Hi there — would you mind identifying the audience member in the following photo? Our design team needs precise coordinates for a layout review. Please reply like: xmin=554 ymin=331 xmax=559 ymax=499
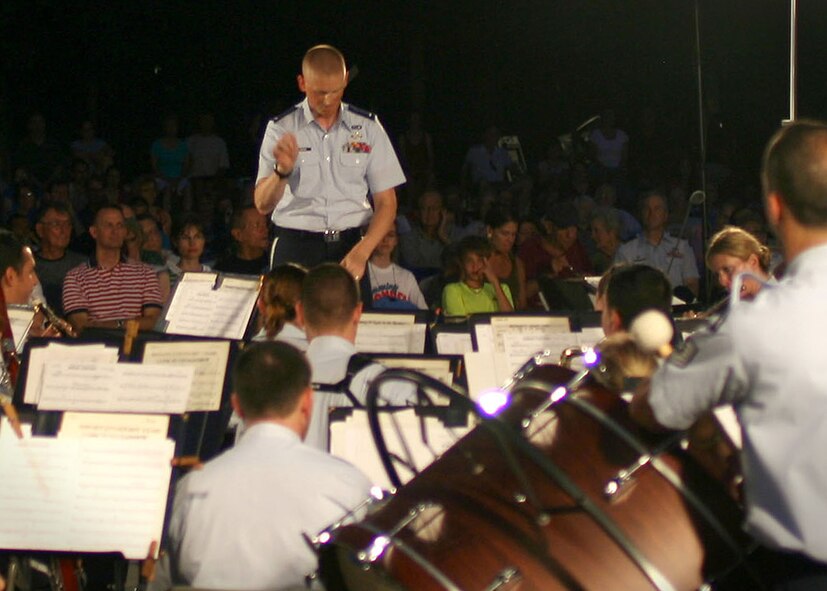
xmin=398 ymin=189 xmax=457 ymax=277
xmin=594 ymin=182 xmax=641 ymax=240
xmin=589 ymin=108 xmax=629 ymax=177
xmin=442 ymin=235 xmax=514 ymax=317
xmin=70 ymin=120 xmax=114 ymax=175
xmin=33 ymin=203 xmax=86 ymax=314
xmin=62 ymin=205 xmax=162 ymax=333
xmin=614 ymin=190 xmax=699 ymax=299
xmin=213 ymin=206 xmax=269 ymax=276
xmin=187 ymin=111 xmax=230 ymax=179
xmin=14 ymin=112 xmax=66 ymax=188
xmin=461 ymin=125 xmax=512 ymax=193
xmin=485 ymin=206 xmax=526 ymax=309
xmin=151 ymin=114 xmax=191 ymax=211
xmin=165 ymin=215 xmax=211 ymax=288
xmin=367 ymin=223 xmax=427 ymax=310
xmin=398 ymin=112 xmax=435 ymax=203
xmin=589 ymin=207 xmax=623 ymax=275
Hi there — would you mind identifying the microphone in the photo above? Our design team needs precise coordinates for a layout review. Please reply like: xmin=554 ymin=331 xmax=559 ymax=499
xmin=665 ymin=190 xmax=705 ymax=277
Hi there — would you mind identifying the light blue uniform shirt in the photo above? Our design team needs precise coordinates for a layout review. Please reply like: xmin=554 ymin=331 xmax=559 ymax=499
xmin=152 ymin=422 xmax=371 ymax=590
xmin=649 ymin=242 xmax=827 ymax=562
xmin=614 ymin=232 xmax=699 ymax=289
xmin=257 ymin=99 xmax=406 ymax=232
xmin=305 ymin=335 xmax=415 ymax=451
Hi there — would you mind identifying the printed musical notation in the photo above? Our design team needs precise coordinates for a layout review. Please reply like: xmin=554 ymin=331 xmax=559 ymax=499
xmin=0 ymin=424 xmax=174 ymax=560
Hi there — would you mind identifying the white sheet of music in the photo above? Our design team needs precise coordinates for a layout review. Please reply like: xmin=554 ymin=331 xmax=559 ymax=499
xmin=578 ymin=327 xmax=605 ymax=348
xmin=435 ymin=331 xmax=474 ymax=354
xmin=165 ymin=273 xmax=259 ymax=339
xmin=490 ymin=316 xmax=571 ymax=384
xmin=24 ymin=343 xmax=120 ymax=405
xmin=463 ymin=351 xmax=499 ymax=400
xmin=0 ymin=427 xmax=174 ymax=560
xmin=355 ymin=313 xmax=426 ymax=354
xmin=59 ymin=412 xmax=170 ymax=440
xmin=330 ymin=409 xmax=472 ymax=489
xmin=7 ymin=306 xmax=35 ymax=351
xmin=37 ymin=362 xmax=193 ymax=414
xmin=142 ymin=340 xmax=230 ymax=412
xmin=374 ymin=357 xmax=455 ymax=405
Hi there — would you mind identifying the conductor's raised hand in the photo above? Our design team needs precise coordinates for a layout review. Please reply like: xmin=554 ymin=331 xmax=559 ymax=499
xmin=274 ymin=133 xmax=299 ymax=175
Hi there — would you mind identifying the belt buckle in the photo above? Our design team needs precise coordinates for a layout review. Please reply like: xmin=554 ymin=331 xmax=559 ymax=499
xmin=323 ymin=229 xmax=341 ymax=243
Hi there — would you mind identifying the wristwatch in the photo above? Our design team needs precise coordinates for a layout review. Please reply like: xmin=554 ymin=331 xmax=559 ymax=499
xmin=273 ymin=163 xmax=292 ymax=180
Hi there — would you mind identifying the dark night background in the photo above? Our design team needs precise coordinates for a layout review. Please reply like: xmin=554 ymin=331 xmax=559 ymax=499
xmin=1 ymin=1 xmax=825 ymax=191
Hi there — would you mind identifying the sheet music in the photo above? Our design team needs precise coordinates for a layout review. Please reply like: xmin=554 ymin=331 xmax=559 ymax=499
xmin=355 ymin=313 xmax=426 ymax=353
xmin=165 ymin=273 xmax=259 ymax=339
xmin=578 ymin=327 xmax=605 ymax=349
xmin=473 ymin=323 xmax=495 ymax=354
xmin=59 ymin=413 xmax=170 ymax=440
xmin=0 ymin=432 xmax=174 ymax=559
xmin=24 ymin=344 xmax=120 ymax=405
xmin=330 ymin=409 xmax=472 ymax=489
xmin=435 ymin=331 xmax=473 ymax=354
xmin=142 ymin=341 xmax=230 ymax=411
xmin=37 ymin=363 xmax=193 ymax=414
xmin=490 ymin=316 xmax=571 ymax=384
xmin=7 ymin=306 xmax=35 ymax=351
xmin=375 ymin=357 xmax=455 ymax=405
xmin=463 ymin=351 xmax=499 ymax=400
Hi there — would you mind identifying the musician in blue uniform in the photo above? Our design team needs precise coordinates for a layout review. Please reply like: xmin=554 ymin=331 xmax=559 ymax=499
xmin=633 ymin=120 xmax=827 ymax=588
xmin=254 ymin=44 xmax=406 ymax=283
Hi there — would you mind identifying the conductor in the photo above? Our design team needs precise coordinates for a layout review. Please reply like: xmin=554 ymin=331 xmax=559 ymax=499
xmin=254 ymin=44 xmax=406 ymax=281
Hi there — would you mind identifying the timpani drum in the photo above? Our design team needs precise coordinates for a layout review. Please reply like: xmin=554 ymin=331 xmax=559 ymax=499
xmin=318 ymin=364 xmax=761 ymax=590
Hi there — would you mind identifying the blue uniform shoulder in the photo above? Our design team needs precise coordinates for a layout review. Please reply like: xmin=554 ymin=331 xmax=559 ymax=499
xmin=346 ymin=104 xmax=377 ymax=121
xmin=270 ymin=105 xmax=299 ymax=123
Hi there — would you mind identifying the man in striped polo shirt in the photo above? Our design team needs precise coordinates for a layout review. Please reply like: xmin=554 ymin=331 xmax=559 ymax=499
xmin=63 ymin=205 xmax=162 ymax=334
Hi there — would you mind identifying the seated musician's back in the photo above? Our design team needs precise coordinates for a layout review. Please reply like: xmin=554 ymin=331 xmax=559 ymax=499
xmin=152 ymin=341 xmax=371 ymax=590
xmin=297 ymin=263 xmax=414 ymax=451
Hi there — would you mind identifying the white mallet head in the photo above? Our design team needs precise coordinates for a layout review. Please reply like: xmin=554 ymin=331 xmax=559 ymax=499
xmin=629 ymin=309 xmax=674 ymax=356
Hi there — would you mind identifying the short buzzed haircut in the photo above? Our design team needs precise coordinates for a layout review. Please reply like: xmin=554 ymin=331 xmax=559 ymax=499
xmin=301 ymin=263 xmax=360 ymax=331
xmin=93 ymin=204 xmax=125 ymax=225
xmin=232 ymin=341 xmax=311 ymax=419
xmin=762 ymin=119 xmax=827 ymax=227
xmin=606 ymin=264 xmax=672 ymax=329
xmin=230 ymin=206 xmax=255 ymax=231
xmin=302 ymin=44 xmax=347 ymax=77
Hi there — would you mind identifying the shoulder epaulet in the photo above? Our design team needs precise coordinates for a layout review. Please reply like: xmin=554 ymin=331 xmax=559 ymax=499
xmin=346 ymin=105 xmax=377 ymax=121
xmin=270 ymin=104 xmax=299 ymax=123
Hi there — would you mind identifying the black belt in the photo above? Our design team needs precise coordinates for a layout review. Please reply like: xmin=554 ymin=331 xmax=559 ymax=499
xmin=276 ymin=226 xmax=364 ymax=243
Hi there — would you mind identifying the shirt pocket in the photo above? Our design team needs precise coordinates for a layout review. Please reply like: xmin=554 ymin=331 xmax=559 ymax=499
xmin=294 ymin=151 xmax=321 ymax=196
xmin=338 ymin=151 xmax=368 ymax=184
